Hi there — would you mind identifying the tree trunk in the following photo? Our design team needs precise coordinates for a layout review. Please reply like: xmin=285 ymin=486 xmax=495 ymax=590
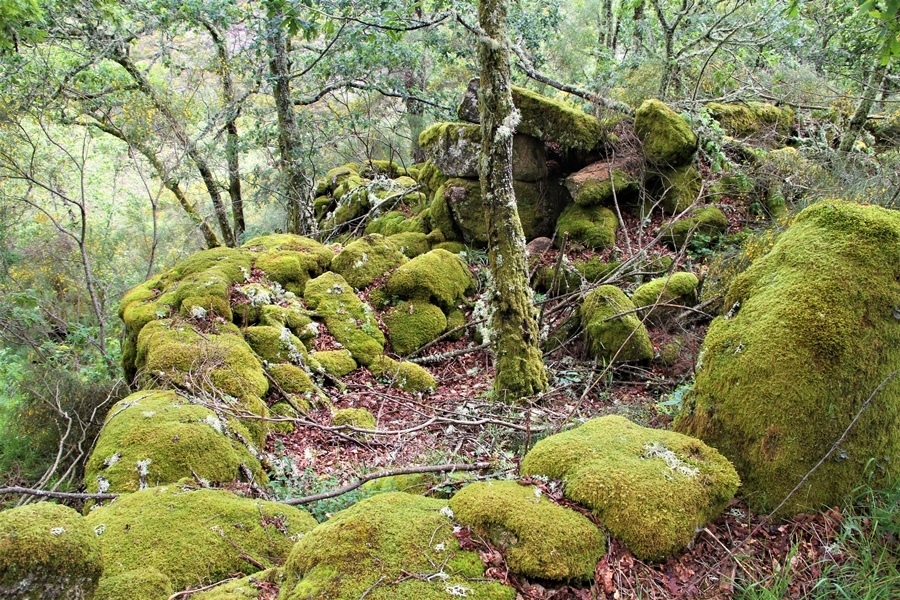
xmin=477 ymin=0 xmax=549 ymax=401
xmin=266 ymin=5 xmax=318 ymax=237
xmin=839 ymin=54 xmax=891 ymax=153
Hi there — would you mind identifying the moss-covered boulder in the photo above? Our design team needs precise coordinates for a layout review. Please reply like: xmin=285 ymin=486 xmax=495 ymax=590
xmin=304 ymin=272 xmax=385 ymax=366
xmin=450 ymin=481 xmax=605 ymax=581
xmin=385 ymin=249 xmax=474 ymax=312
xmin=330 ymin=234 xmax=409 ymax=289
xmin=366 ymin=212 xmax=429 ymax=237
xmin=369 ymin=356 xmax=437 ymax=393
xmin=634 ymin=99 xmax=698 ymax=168
xmin=631 ymin=272 xmax=700 ymax=326
xmin=243 ymin=325 xmax=309 ymax=366
xmin=191 ymin=568 xmax=282 ymax=599
xmin=706 ymin=102 xmax=794 ymax=138
xmin=279 ymin=492 xmax=515 ymax=600
xmin=84 ymin=390 xmax=265 ymax=494
xmin=581 ymin=285 xmax=653 ymax=362
xmin=85 ymin=487 xmax=317 ymax=590
xmin=385 ymin=231 xmax=434 ymax=258
xmin=311 ymin=349 xmax=357 ymax=377
xmin=243 ymin=235 xmax=334 ymax=296
xmin=268 ymin=363 xmax=316 ymax=395
xmin=457 ymin=78 xmax=609 ymax=153
xmin=419 ymin=122 xmax=547 ymax=182
xmin=565 ymin=158 xmax=639 ymax=207
xmin=135 ymin=320 xmax=268 ymax=400
xmin=94 ymin=568 xmax=173 ymax=600
xmin=675 ymin=201 xmax=900 ymax=515
xmin=521 ymin=416 xmax=740 ymax=561
xmin=0 ymin=502 xmax=103 ymax=599
xmin=384 ymin=301 xmax=447 ymax=356
xmin=556 ymin=204 xmax=618 ymax=250
xmin=662 ymin=206 xmax=729 ymax=249
xmin=332 ymin=408 xmax=376 ymax=430
xmin=651 ymin=165 xmax=703 ymax=214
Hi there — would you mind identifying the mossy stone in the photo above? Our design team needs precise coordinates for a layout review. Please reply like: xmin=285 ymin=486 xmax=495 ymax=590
xmin=706 ymin=102 xmax=794 ymax=138
xmin=662 ymin=207 xmax=729 ymax=249
xmin=268 ymin=363 xmax=315 ymax=395
xmin=385 ymin=231 xmax=431 ymax=258
xmin=85 ymin=487 xmax=317 ymax=590
xmin=445 ymin=308 xmax=468 ymax=341
xmin=565 ymin=159 xmax=638 ymax=207
xmin=521 ymin=415 xmax=740 ymax=561
xmin=190 ymin=568 xmax=282 ymax=599
xmin=332 ymin=408 xmax=376 ymax=430
xmin=84 ymin=390 xmax=265 ymax=494
xmin=385 ymin=249 xmax=474 ymax=312
xmin=652 ymin=165 xmax=703 ymax=214
xmin=634 ymin=99 xmax=698 ymax=168
xmin=0 ymin=502 xmax=103 ymax=599
xmin=259 ymin=305 xmax=313 ymax=339
xmin=366 ymin=212 xmax=428 ymax=237
xmin=369 ymin=356 xmax=437 ymax=393
xmin=94 ymin=568 xmax=173 ymax=600
xmin=360 ymin=159 xmax=407 ymax=179
xmin=450 ymin=481 xmax=605 ymax=581
xmin=243 ymin=325 xmax=308 ymax=365
xmin=311 ymin=350 xmax=357 ymax=377
xmin=304 ymin=272 xmax=384 ymax=366
xmin=384 ymin=301 xmax=447 ymax=356
xmin=418 ymin=122 xmax=482 ymax=178
xmin=555 ymin=204 xmax=618 ymax=249
xmin=279 ymin=492 xmax=515 ymax=600
xmin=243 ymin=235 xmax=334 ymax=295
xmin=581 ymin=285 xmax=653 ymax=362
xmin=331 ymin=234 xmax=409 ymax=289
xmin=161 ymin=247 xmax=252 ymax=286
xmin=631 ymin=272 xmax=699 ymax=326
xmin=675 ymin=201 xmax=900 ymax=515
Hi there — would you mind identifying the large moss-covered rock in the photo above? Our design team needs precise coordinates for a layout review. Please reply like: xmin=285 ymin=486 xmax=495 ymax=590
xmin=555 ymin=204 xmax=618 ymax=250
xmin=279 ymin=493 xmax=515 ymax=600
xmin=675 ymin=201 xmax=900 ymax=515
xmin=706 ymin=102 xmax=794 ymax=138
xmin=450 ymin=481 xmax=604 ymax=582
xmin=634 ymin=99 xmax=698 ymax=168
xmin=94 ymin=568 xmax=173 ymax=600
xmin=419 ymin=123 xmax=547 ymax=182
xmin=0 ymin=502 xmax=103 ymax=600
xmin=457 ymin=78 xmax=609 ymax=153
xmin=304 ymin=272 xmax=384 ymax=366
xmin=330 ymin=234 xmax=409 ymax=289
xmin=384 ymin=300 xmax=447 ymax=356
xmin=191 ymin=568 xmax=282 ymax=599
xmin=581 ymin=285 xmax=653 ymax=362
xmin=311 ymin=349 xmax=357 ymax=377
xmin=385 ymin=249 xmax=474 ymax=312
xmin=135 ymin=320 xmax=268 ymax=400
xmin=243 ymin=235 xmax=334 ymax=296
xmin=631 ymin=272 xmax=699 ymax=326
xmin=84 ymin=390 xmax=265 ymax=494
xmin=661 ymin=206 xmax=729 ymax=249
xmin=85 ymin=487 xmax=317 ymax=590
xmin=651 ymin=165 xmax=703 ymax=214
xmin=365 ymin=212 xmax=429 ymax=237
xmin=521 ymin=416 xmax=740 ymax=561
xmin=369 ymin=356 xmax=437 ymax=393
xmin=243 ymin=325 xmax=309 ymax=365
xmin=332 ymin=408 xmax=376 ymax=430
xmin=565 ymin=158 xmax=639 ymax=207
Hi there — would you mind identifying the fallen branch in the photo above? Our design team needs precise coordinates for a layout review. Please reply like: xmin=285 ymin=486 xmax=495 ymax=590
xmin=0 ymin=487 xmax=118 ymax=502
xmin=281 ymin=462 xmax=492 ymax=506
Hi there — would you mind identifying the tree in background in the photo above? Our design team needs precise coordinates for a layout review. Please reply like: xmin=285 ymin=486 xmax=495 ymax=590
xmin=477 ymin=0 xmax=549 ymax=401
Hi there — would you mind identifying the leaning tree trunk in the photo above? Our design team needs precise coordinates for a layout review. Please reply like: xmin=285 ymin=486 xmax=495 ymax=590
xmin=478 ymin=0 xmax=549 ymax=401
xmin=839 ymin=52 xmax=891 ymax=153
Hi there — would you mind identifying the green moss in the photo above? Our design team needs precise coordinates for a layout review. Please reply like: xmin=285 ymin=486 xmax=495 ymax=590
xmin=162 ymin=247 xmax=252 ymax=286
xmin=662 ymin=206 xmax=729 ymax=249
xmin=634 ymin=99 xmax=698 ymax=167
xmin=259 ymin=305 xmax=313 ymax=338
xmin=95 ymin=568 xmax=173 ymax=600
xmin=706 ymin=102 xmax=794 ymax=138
xmin=0 ymin=502 xmax=103 ymax=599
xmin=521 ymin=415 xmax=740 ymax=561
xmin=581 ymin=285 xmax=653 ymax=362
xmin=432 ymin=241 xmax=467 ymax=254
xmin=119 ymin=279 xmax=161 ymax=320
xmin=243 ymin=325 xmax=309 ymax=366
xmin=304 ymin=272 xmax=384 ymax=366
xmin=450 ymin=481 xmax=604 ymax=581
xmin=189 ymin=568 xmax=282 ymax=599
xmin=384 ymin=301 xmax=447 ymax=356
xmin=573 ymin=170 xmax=635 ymax=207
xmin=330 ymin=234 xmax=409 ymax=289
xmin=386 ymin=231 xmax=431 ymax=258
xmin=445 ymin=308 xmax=468 ymax=341
xmin=135 ymin=320 xmax=268 ymax=400
xmin=385 ymin=249 xmax=475 ymax=312
xmin=574 ymin=257 xmax=619 ymax=283
xmin=85 ymin=487 xmax=316 ymax=590
xmin=434 ymin=178 xmax=483 ymax=245
xmin=418 ymin=123 xmax=482 ymax=178
xmin=268 ymin=363 xmax=315 ymax=395
xmin=369 ymin=356 xmax=437 ymax=393
xmin=279 ymin=493 xmax=515 ymax=600
xmin=653 ymin=165 xmax=703 ymax=214
xmin=311 ymin=349 xmax=357 ymax=377
xmin=675 ymin=201 xmax=900 ymax=515
xmin=511 ymin=86 xmax=609 ymax=152
xmin=366 ymin=212 xmax=428 ymax=238
xmin=243 ymin=235 xmax=334 ymax=295
xmin=555 ymin=204 xmax=618 ymax=249
xmin=631 ymin=272 xmax=699 ymax=325
xmin=657 ymin=337 xmax=685 ymax=367
xmin=416 ymin=161 xmax=449 ymax=201
xmin=84 ymin=390 xmax=265 ymax=494
xmin=360 ymin=160 xmax=407 ymax=179
xmin=333 ymin=408 xmax=376 ymax=430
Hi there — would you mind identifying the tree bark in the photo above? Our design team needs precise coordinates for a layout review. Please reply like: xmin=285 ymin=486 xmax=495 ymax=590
xmin=266 ymin=4 xmax=318 ymax=237
xmin=839 ymin=53 xmax=891 ymax=153
xmin=477 ymin=0 xmax=548 ymax=401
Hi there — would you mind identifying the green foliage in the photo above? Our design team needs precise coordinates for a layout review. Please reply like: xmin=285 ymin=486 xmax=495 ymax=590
xmin=267 ymin=455 xmax=375 ymax=522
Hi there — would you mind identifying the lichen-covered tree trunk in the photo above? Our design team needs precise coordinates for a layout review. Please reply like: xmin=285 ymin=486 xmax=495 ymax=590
xmin=478 ymin=0 xmax=549 ymax=401
xmin=839 ymin=51 xmax=891 ymax=153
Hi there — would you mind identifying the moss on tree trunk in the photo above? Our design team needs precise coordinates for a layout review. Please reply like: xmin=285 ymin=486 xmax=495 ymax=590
xmin=478 ymin=0 xmax=548 ymax=401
